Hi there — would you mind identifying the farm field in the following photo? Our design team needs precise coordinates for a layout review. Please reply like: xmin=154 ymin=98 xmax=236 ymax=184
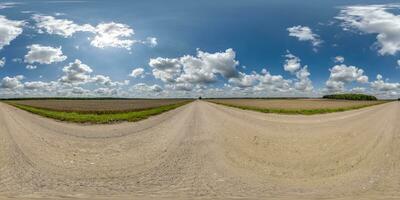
xmin=208 ymin=98 xmax=387 ymax=114
xmin=6 ymin=99 xmax=190 ymax=113
xmin=4 ymin=99 xmax=191 ymax=123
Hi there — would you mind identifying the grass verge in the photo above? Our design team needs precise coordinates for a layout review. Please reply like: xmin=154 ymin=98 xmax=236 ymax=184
xmin=209 ymin=101 xmax=388 ymax=115
xmin=7 ymin=101 xmax=190 ymax=124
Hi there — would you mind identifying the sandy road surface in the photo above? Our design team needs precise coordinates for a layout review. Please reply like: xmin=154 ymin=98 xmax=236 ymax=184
xmin=0 ymin=100 xmax=399 ymax=199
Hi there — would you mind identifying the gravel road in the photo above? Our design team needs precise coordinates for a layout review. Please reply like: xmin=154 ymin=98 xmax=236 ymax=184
xmin=0 ymin=100 xmax=399 ymax=199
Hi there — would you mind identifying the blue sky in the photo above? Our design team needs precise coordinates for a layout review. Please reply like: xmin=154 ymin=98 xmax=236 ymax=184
xmin=0 ymin=0 xmax=399 ymax=98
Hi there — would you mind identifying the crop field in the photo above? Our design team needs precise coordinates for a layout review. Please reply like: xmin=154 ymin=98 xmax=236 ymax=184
xmin=4 ymin=99 xmax=191 ymax=123
xmin=208 ymin=98 xmax=387 ymax=114
xmin=6 ymin=99 xmax=190 ymax=114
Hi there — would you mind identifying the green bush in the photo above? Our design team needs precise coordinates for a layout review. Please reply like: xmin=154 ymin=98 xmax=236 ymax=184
xmin=323 ymin=94 xmax=377 ymax=101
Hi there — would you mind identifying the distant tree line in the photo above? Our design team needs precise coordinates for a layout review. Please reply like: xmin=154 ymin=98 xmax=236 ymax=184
xmin=323 ymin=94 xmax=377 ymax=101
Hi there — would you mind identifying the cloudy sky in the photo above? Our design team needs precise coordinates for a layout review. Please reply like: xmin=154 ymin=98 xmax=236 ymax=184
xmin=0 ymin=0 xmax=400 ymax=98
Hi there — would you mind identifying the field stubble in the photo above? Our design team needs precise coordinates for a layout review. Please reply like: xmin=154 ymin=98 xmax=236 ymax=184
xmin=6 ymin=99 xmax=189 ymax=114
xmin=208 ymin=98 xmax=388 ymax=114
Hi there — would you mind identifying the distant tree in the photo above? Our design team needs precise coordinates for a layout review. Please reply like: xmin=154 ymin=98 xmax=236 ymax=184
xmin=323 ymin=93 xmax=377 ymax=101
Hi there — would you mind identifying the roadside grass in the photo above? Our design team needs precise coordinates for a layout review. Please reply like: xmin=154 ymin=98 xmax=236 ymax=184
xmin=6 ymin=101 xmax=190 ymax=124
xmin=210 ymin=101 xmax=388 ymax=115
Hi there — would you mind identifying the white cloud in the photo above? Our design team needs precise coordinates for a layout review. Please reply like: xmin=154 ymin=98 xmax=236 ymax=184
xmin=0 ymin=57 xmax=5 ymax=68
xmin=294 ymin=66 xmax=313 ymax=92
xmin=26 ymin=65 xmax=37 ymax=70
xmin=132 ymin=83 xmax=163 ymax=93
xmin=143 ymin=37 xmax=157 ymax=47
xmin=0 ymin=75 xmax=23 ymax=89
xmin=33 ymin=15 xmax=155 ymax=51
xmin=32 ymin=14 xmax=94 ymax=37
xmin=334 ymin=56 xmax=345 ymax=63
xmin=58 ymin=59 xmax=129 ymax=88
xmin=283 ymin=52 xmax=301 ymax=73
xmin=336 ymin=4 xmax=400 ymax=55
xmin=94 ymin=87 xmax=118 ymax=96
xmin=325 ymin=64 xmax=369 ymax=92
xmin=71 ymin=86 xmax=89 ymax=94
xmin=0 ymin=15 xmax=24 ymax=50
xmin=59 ymin=59 xmax=93 ymax=84
xmin=129 ymin=67 xmax=144 ymax=78
xmin=24 ymin=44 xmax=67 ymax=64
xmin=229 ymin=64 xmax=313 ymax=94
xmin=24 ymin=81 xmax=57 ymax=91
xmin=350 ymin=87 xmax=366 ymax=93
xmin=228 ymin=72 xmax=259 ymax=88
xmin=0 ymin=2 xmax=20 ymax=9
xmin=370 ymin=74 xmax=400 ymax=92
xmin=287 ymin=25 xmax=322 ymax=47
xmin=149 ymin=57 xmax=182 ymax=83
xmin=149 ymin=48 xmax=239 ymax=90
xmin=91 ymin=75 xmax=128 ymax=87
xmin=12 ymin=57 xmax=22 ymax=63
xmin=91 ymin=22 xmax=135 ymax=50
xmin=253 ymin=70 xmax=293 ymax=93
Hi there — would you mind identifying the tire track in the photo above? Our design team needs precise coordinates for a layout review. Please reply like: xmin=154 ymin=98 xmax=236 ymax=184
xmin=0 ymin=101 xmax=399 ymax=199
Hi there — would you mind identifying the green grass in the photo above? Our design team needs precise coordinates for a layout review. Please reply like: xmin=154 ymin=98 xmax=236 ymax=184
xmin=210 ymin=101 xmax=388 ymax=115
xmin=7 ymin=101 xmax=190 ymax=124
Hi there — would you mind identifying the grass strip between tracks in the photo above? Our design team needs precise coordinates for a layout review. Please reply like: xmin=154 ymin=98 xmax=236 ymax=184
xmin=210 ymin=101 xmax=388 ymax=115
xmin=7 ymin=101 xmax=191 ymax=124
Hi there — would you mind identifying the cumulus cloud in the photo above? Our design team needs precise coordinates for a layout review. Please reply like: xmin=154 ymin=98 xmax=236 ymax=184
xmin=91 ymin=75 xmax=128 ymax=87
xmin=33 ymin=15 xmax=155 ymax=50
xmin=149 ymin=57 xmax=182 ymax=83
xmin=229 ymin=64 xmax=313 ymax=94
xmin=0 ymin=57 xmax=5 ymax=68
xmin=336 ymin=4 xmax=400 ymax=55
xmin=94 ymin=87 xmax=118 ymax=96
xmin=287 ymin=25 xmax=322 ymax=48
xmin=294 ymin=66 xmax=313 ymax=92
xmin=282 ymin=52 xmax=313 ymax=92
xmin=149 ymin=48 xmax=314 ymax=95
xmin=129 ymin=67 xmax=144 ymax=78
xmin=24 ymin=44 xmax=67 ymax=64
xmin=283 ymin=52 xmax=301 ymax=73
xmin=71 ymin=86 xmax=90 ymax=94
xmin=0 ymin=15 xmax=24 ymax=50
xmin=0 ymin=75 xmax=23 ymax=89
xmin=32 ymin=14 xmax=94 ymax=37
xmin=91 ymin=22 xmax=135 ymax=50
xmin=228 ymin=72 xmax=259 ymax=88
xmin=59 ymin=59 xmax=129 ymax=88
xmin=59 ymin=59 xmax=93 ymax=84
xmin=370 ymin=74 xmax=400 ymax=92
xmin=325 ymin=64 xmax=369 ymax=92
xmin=132 ymin=83 xmax=163 ymax=93
xmin=334 ymin=56 xmax=345 ymax=63
xmin=24 ymin=81 xmax=57 ymax=91
xmin=350 ymin=87 xmax=366 ymax=93
xmin=149 ymin=48 xmax=239 ymax=91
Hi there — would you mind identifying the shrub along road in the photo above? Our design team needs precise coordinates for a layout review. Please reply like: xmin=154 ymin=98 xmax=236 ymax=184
xmin=0 ymin=100 xmax=399 ymax=199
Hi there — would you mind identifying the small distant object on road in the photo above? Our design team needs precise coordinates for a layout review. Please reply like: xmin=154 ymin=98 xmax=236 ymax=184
xmin=198 ymin=96 xmax=202 ymax=100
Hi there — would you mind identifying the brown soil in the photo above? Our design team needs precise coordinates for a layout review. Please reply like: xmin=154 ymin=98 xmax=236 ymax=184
xmin=209 ymin=98 xmax=384 ymax=110
xmin=1 ymin=100 xmax=399 ymax=199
